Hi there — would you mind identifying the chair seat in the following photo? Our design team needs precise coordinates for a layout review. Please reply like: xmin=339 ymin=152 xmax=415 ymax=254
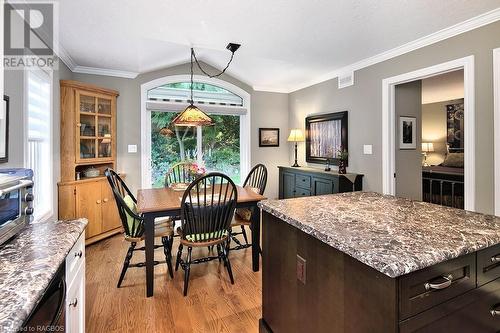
xmin=177 ymin=227 xmax=228 ymax=247
xmin=125 ymin=223 xmax=173 ymax=242
xmin=231 ymin=214 xmax=252 ymax=227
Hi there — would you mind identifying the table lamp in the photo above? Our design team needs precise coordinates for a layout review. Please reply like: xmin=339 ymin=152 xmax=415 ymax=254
xmin=288 ymin=129 xmax=305 ymax=167
xmin=421 ymin=142 xmax=434 ymax=166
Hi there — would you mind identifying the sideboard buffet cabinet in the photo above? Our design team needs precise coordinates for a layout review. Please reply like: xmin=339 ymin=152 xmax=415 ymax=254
xmin=58 ymin=80 xmax=122 ymax=245
xmin=278 ymin=166 xmax=363 ymax=199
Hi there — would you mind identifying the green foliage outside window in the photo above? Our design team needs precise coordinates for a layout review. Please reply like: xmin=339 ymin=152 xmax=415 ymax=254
xmin=150 ymin=112 xmax=240 ymax=188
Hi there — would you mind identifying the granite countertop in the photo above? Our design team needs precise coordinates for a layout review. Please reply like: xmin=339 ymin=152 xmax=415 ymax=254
xmin=0 ymin=219 xmax=87 ymax=333
xmin=258 ymin=192 xmax=500 ymax=278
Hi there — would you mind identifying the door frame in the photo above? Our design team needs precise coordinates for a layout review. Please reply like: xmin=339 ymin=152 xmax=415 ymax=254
xmin=140 ymin=74 xmax=251 ymax=188
xmin=382 ymin=56 xmax=475 ymax=211
xmin=494 ymin=48 xmax=500 ymax=216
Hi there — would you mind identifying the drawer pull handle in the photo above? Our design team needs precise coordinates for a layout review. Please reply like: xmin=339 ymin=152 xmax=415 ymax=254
xmin=69 ymin=298 xmax=78 ymax=307
xmin=490 ymin=255 xmax=500 ymax=263
xmin=74 ymin=250 xmax=82 ymax=258
xmin=424 ymin=274 xmax=453 ymax=291
xmin=490 ymin=304 xmax=500 ymax=317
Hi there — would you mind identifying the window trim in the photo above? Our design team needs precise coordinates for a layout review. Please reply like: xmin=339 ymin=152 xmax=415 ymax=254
xmin=141 ymin=75 xmax=251 ymax=188
xmin=24 ymin=68 xmax=54 ymax=222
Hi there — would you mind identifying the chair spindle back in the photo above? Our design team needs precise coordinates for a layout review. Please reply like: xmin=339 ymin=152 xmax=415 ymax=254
xmin=180 ymin=173 xmax=237 ymax=243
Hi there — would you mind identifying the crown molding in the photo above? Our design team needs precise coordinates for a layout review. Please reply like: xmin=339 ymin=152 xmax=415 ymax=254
xmin=72 ymin=66 xmax=139 ymax=79
xmin=252 ymin=86 xmax=290 ymax=94
xmin=288 ymin=7 xmax=500 ymax=93
xmin=57 ymin=44 xmax=77 ymax=70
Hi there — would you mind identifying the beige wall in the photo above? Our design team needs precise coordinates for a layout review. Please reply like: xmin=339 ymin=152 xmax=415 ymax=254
xmin=422 ymin=99 xmax=464 ymax=165
xmin=72 ymin=62 xmax=289 ymax=199
xmin=395 ymin=81 xmax=422 ymax=201
xmin=289 ymin=21 xmax=500 ymax=214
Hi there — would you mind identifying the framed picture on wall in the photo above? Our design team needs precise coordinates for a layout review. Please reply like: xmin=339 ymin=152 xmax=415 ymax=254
xmin=399 ymin=116 xmax=416 ymax=150
xmin=305 ymin=111 xmax=348 ymax=165
xmin=259 ymin=128 xmax=280 ymax=147
xmin=0 ymin=95 xmax=9 ymax=163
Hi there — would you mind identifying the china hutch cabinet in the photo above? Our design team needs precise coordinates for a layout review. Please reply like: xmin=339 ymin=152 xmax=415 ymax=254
xmin=58 ymin=80 xmax=122 ymax=245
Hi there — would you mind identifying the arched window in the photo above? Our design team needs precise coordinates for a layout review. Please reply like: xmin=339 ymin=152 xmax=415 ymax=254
xmin=141 ymin=76 xmax=250 ymax=188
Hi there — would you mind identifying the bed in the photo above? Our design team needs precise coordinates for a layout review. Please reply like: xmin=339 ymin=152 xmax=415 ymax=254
xmin=422 ymin=155 xmax=464 ymax=209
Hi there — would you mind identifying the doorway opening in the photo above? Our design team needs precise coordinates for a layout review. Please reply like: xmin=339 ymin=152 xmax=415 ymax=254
xmin=382 ymin=56 xmax=475 ymax=211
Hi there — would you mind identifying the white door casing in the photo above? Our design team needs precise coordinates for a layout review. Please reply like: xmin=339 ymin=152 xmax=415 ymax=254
xmin=382 ymin=56 xmax=475 ymax=211
xmin=494 ymin=48 xmax=500 ymax=216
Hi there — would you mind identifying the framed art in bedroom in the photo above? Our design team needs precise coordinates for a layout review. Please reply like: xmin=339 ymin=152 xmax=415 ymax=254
xmin=305 ymin=111 xmax=348 ymax=165
xmin=399 ymin=116 xmax=416 ymax=150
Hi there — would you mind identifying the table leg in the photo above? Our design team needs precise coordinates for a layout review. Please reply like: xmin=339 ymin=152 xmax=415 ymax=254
xmin=251 ymin=204 xmax=261 ymax=272
xmin=144 ymin=213 xmax=155 ymax=297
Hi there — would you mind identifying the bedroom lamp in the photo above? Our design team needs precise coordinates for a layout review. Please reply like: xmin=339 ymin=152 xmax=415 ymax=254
xmin=288 ymin=129 xmax=305 ymax=167
xmin=421 ymin=142 xmax=434 ymax=167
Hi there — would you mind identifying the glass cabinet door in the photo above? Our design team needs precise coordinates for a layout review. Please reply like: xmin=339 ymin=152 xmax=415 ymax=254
xmin=76 ymin=92 xmax=113 ymax=162
xmin=97 ymin=97 xmax=111 ymax=115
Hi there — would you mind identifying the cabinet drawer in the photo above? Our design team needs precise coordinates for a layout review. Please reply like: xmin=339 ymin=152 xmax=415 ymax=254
xmin=399 ymin=254 xmax=476 ymax=320
xmin=66 ymin=232 xmax=85 ymax=284
xmin=295 ymin=188 xmax=311 ymax=197
xmin=399 ymin=278 xmax=500 ymax=333
xmin=477 ymin=244 xmax=500 ymax=286
xmin=295 ymin=174 xmax=311 ymax=189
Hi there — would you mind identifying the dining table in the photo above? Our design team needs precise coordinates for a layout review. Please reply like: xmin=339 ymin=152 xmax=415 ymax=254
xmin=136 ymin=184 xmax=267 ymax=297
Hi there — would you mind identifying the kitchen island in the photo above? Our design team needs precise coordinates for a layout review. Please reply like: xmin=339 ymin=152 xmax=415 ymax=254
xmin=258 ymin=192 xmax=500 ymax=332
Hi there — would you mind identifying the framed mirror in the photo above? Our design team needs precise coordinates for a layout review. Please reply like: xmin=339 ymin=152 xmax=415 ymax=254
xmin=305 ymin=111 xmax=348 ymax=165
xmin=1 ymin=95 xmax=9 ymax=163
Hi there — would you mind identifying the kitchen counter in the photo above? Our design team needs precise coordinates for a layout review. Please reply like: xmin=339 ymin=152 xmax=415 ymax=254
xmin=259 ymin=192 xmax=500 ymax=332
xmin=258 ymin=191 xmax=500 ymax=278
xmin=0 ymin=218 xmax=87 ymax=333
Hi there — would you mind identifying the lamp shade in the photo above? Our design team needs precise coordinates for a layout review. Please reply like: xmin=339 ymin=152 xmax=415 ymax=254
xmin=287 ymin=129 xmax=305 ymax=142
xmin=172 ymin=104 xmax=213 ymax=127
xmin=421 ymin=142 xmax=435 ymax=152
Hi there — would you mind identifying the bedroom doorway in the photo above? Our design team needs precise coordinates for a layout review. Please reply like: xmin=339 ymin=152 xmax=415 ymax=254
xmin=383 ymin=56 xmax=475 ymax=211
xmin=421 ymin=70 xmax=465 ymax=209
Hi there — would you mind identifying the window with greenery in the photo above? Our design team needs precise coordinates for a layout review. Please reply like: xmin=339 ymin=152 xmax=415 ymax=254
xmin=150 ymin=112 xmax=240 ymax=188
xmin=148 ymin=82 xmax=243 ymax=106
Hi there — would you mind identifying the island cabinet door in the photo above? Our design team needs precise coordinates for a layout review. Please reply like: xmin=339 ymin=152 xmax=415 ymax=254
xmin=399 ymin=278 xmax=500 ymax=332
xmin=312 ymin=177 xmax=336 ymax=195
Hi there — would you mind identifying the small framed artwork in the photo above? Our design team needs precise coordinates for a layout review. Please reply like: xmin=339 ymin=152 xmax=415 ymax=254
xmin=399 ymin=116 xmax=416 ymax=150
xmin=259 ymin=128 xmax=279 ymax=147
xmin=0 ymin=95 xmax=9 ymax=163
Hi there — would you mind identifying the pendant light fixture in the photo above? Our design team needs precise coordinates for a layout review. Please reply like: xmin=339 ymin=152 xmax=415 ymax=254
xmin=172 ymin=43 xmax=241 ymax=127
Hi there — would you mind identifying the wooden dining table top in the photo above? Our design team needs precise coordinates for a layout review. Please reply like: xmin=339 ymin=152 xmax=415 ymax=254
xmin=136 ymin=185 xmax=267 ymax=214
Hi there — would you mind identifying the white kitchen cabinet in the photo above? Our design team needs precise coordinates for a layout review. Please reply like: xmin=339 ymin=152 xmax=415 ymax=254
xmin=65 ymin=232 xmax=85 ymax=333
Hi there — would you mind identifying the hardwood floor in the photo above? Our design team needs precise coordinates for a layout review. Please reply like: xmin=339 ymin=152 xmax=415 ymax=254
xmin=85 ymin=234 xmax=262 ymax=333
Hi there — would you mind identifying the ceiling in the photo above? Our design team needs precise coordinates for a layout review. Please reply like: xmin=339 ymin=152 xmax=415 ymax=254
xmin=422 ymin=70 xmax=464 ymax=104
xmin=58 ymin=0 xmax=500 ymax=92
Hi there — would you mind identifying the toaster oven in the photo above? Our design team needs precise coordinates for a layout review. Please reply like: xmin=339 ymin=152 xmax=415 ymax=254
xmin=0 ymin=168 xmax=34 ymax=246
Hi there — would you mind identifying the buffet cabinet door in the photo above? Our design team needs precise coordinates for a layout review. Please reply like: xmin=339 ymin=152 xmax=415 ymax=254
xmin=399 ymin=279 xmax=500 ymax=332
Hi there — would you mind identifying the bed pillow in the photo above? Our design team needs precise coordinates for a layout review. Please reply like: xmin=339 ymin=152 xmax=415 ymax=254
xmin=442 ymin=153 xmax=464 ymax=168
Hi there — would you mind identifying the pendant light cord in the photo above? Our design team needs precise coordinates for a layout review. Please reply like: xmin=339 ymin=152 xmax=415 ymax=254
xmin=191 ymin=47 xmax=235 ymax=79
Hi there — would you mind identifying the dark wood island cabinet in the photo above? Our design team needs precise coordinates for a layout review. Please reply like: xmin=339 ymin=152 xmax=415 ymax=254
xmin=258 ymin=192 xmax=500 ymax=333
